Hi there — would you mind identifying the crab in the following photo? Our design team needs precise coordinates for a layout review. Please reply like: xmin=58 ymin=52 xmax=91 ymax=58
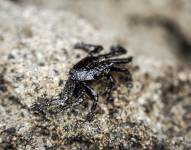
xmin=32 ymin=43 xmax=133 ymax=121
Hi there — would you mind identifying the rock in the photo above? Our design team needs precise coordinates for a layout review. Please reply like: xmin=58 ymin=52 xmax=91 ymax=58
xmin=0 ymin=0 xmax=190 ymax=149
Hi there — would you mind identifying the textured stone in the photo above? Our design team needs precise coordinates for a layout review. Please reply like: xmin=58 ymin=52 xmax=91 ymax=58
xmin=0 ymin=0 xmax=190 ymax=149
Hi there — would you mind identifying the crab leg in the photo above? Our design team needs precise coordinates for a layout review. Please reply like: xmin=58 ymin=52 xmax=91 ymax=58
xmin=106 ymin=57 xmax=133 ymax=64
xmin=81 ymin=82 xmax=98 ymax=121
xmin=74 ymin=42 xmax=103 ymax=55
xmin=97 ymin=45 xmax=127 ymax=59
xmin=111 ymin=66 xmax=133 ymax=88
xmin=104 ymin=74 xmax=116 ymax=102
xmin=71 ymin=86 xmax=85 ymax=107
xmin=111 ymin=66 xmax=132 ymax=80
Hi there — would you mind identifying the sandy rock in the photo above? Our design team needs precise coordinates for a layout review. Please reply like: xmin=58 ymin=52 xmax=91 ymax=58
xmin=0 ymin=0 xmax=190 ymax=149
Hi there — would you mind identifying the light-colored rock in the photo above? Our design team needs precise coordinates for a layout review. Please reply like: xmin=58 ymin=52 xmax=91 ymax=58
xmin=0 ymin=0 xmax=190 ymax=149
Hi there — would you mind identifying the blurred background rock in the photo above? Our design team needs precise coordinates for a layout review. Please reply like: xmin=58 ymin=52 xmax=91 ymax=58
xmin=9 ymin=0 xmax=191 ymax=65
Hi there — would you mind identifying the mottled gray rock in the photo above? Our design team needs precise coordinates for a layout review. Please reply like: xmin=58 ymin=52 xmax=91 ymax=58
xmin=0 ymin=0 xmax=191 ymax=149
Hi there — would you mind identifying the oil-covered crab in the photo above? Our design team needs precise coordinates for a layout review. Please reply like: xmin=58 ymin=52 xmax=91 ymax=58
xmin=32 ymin=43 xmax=133 ymax=121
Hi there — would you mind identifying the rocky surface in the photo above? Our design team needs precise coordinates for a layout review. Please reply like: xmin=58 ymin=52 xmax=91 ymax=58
xmin=0 ymin=0 xmax=191 ymax=149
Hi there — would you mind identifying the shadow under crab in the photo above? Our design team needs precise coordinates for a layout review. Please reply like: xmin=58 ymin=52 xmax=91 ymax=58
xmin=32 ymin=43 xmax=133 ymax=121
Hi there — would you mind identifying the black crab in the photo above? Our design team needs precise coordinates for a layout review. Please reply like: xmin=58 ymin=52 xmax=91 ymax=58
xmin=32 ymin=43 xmax=133 ymax=121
